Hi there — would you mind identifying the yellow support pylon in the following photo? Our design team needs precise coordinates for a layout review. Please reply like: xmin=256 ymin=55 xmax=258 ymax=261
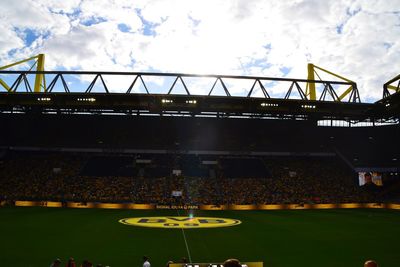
xmin=306 ymin=63 xmax=316 ymax=100
xmin=387 ymin=74 xmax=400 ymax=92
xmin=0 ymin=54 xmax=46 ymax=92
xmin=33 ymin=54 xmax=45 ymax=92
xmin=306 ymin=63 xmax=356 ymax=102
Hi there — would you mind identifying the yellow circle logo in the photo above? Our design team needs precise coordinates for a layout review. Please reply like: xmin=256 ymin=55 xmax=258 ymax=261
xmin=119 ymin=216 xmax=241 ymax=229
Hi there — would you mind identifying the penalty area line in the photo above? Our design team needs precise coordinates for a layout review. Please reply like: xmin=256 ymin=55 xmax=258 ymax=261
xmin=177 ymin=210 xmax=193 ymax=263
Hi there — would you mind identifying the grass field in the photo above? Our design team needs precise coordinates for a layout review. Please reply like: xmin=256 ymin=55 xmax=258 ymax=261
xmin=0 ymin=207 xmax=399 ymax=267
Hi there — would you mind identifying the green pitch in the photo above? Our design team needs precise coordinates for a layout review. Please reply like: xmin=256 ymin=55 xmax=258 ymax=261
xmin=0 ymin=207 xmax=399 ymax=267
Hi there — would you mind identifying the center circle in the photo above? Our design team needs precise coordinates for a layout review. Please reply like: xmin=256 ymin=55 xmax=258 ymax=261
xmin=119 ymin=216 xmax=242 ymax=229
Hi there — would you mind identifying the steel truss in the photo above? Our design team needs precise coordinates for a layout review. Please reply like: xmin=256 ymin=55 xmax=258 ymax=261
xmin=0 ymin=53 xmax=359 ymax=102
xmin=383 ymin=74 xmax=400 ymax=98
xmin=0 ymin=70 xmax=360 ymax=102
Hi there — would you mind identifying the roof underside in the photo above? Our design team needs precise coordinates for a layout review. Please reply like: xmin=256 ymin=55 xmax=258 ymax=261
xmin=0 ymin=92 xmax=398 ymax=122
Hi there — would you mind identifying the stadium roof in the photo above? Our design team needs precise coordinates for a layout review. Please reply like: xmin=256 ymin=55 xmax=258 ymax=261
xmin=0 ymin=55 xmax=399 ymax=122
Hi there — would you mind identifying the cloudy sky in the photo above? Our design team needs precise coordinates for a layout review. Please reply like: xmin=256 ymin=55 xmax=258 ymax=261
xmin=0 ymin=0 xmax=399 ymax=102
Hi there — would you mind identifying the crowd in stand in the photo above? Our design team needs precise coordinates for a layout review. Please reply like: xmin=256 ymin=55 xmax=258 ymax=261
xmin=0 ymin=152 xmax=392 ymax=204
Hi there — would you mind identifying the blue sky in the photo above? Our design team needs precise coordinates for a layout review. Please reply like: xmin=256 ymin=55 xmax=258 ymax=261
xmin=0 ymin=0 xmax=399 ymax=101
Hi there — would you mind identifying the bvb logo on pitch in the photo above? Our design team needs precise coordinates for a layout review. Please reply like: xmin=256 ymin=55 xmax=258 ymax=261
xmin=119 ymin=216 xmax=241 ymax=229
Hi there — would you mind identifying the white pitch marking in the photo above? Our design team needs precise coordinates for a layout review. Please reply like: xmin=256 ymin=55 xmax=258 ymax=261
xmin=177 ymin=210 xmax=193 ymax=263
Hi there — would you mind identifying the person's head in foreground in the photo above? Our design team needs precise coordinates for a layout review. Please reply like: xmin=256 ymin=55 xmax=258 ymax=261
xmin=51 ymin=258 xmax=61 ymax=267
xmin=364 ymin=260 xmax=378 ymax=267
xmin=223 ymin=259 xmax=241 ymax=267
xmin=67 ymin=257 xmax=75 ymax=267
xmin=82 ymin=260 xmax=93 ymax=267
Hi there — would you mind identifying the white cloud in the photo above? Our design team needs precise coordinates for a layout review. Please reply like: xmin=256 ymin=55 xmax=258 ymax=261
xmin=0 ymin=24 xmax=24 ymax=53
xmin=0 ymin=0 xmax=399 ymax=101
xmin=36 ymin=0 xmax=81 ymax=14
xmin=79 ymin=0 xmax=142 ymax=32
